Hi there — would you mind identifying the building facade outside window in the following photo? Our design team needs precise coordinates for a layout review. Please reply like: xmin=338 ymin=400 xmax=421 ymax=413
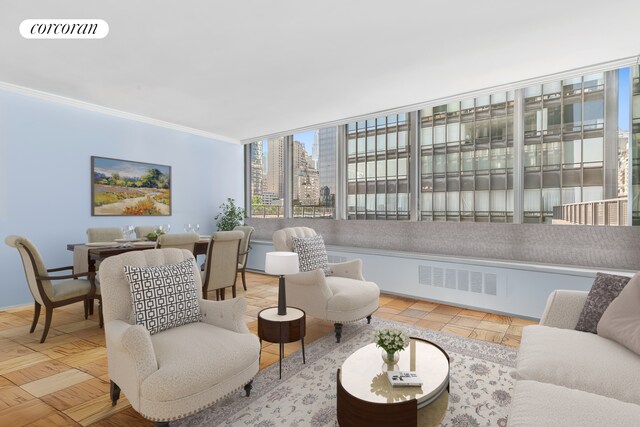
xmin=246 ymin=66 xmax=636 ymax=226
xmin=346 ymin=114 xmax=410 ymax=219
xmin=291 ymin=128 xmax=336 ymax=218
xmin=419 ymin=93 xmax=514 ymax=222
xmin=249 ymin=137 xmax=285 ymax=218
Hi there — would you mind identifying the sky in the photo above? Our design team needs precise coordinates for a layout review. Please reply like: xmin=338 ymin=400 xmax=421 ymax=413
xmin=619 ymin=67 xmax=630 ymax=132
xmin=93 ymin=157 xmax=169 ymax=178
xmin=293 ymin=130 xmax=316 ymax=153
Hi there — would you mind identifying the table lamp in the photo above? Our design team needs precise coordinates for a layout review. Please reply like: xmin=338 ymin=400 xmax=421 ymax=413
xmin=265 ymin=252 xmax=299 ymax=315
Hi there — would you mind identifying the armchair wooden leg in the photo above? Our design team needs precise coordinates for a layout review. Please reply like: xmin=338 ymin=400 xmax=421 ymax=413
xmin=334 ymin=323 xmax=343 ymax=343
xmin=89 ymin=298 xmax=94 ymax=315
xmin=232 ymin=284 xmax=236 ymax=298
xmin=244 ymin=380 xmax=253 ymax=397
xmin=110 ymin=380 xmax=121 ymax=406
xmin=366 ymin=315 xmax=372 ymax=324
xmin=40 ymin=307 xmax=53 ymax=343
xmin=241 ymin=269 xmax=247 ymax=291
xmin=30 ymin=302 xmax=41 ymax=333
xmin=83 ymin=299 xmax=89 ymax=320
xmin=155 ymin=422 xmax=169 ymax=427
xmin=98 ymin=301 xmax=104 ymax=328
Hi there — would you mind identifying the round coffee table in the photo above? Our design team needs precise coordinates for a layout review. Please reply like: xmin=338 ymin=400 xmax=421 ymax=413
xmin=337 ymin=338 xmax=449 ymax=427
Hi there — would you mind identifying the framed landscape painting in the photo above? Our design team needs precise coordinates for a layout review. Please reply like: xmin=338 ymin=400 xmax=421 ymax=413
xmin=91 ymin=156 xmax=171 ymax=216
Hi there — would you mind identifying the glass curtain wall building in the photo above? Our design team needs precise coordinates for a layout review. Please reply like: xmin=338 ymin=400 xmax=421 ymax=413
xmin=246 ymin=66 xmax=635 ymax=225
xmin=346 ymin=114 xmax=410 ymax=219
xmin=420 ymin=93 xmax=514 ymax=222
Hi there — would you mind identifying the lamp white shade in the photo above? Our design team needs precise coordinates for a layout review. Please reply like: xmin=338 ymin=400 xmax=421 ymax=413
xmin=265 ymin=252 xmax=299 ymax=275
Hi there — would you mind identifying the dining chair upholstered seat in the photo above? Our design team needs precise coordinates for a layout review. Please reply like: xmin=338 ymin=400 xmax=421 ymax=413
xmin=99 ymin=249 xmax=259 ymax=425
xmin=156 ymin=232 xmax=200 ymax=253
xmin=272 ymin=227 xmax=380 ymax=343
xmin=86 ymin=227 xmax=123 ymax=243
xmin=234 ymin=225 xmax=254 ymax=291
xmin=5 ymin=235 xmax=101 ymax=343
xmin=202 ymin=230 xmax=243 ymax=300
xmin=134 ymin=225 xmax=159 ymax=239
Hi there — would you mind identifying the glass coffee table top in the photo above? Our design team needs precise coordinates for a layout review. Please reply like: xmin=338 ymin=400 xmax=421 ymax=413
xmin=340 ymin=338 xmax=449 ymax=408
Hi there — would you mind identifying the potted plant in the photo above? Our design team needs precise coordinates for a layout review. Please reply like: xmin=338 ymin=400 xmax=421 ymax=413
xmin=374 ymin=328 xmax=410 ymax=364
xmin=215 ymin=198 xmax=246 ymax=231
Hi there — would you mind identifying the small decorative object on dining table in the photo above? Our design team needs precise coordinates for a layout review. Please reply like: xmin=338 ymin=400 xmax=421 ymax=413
xmin=145 ymin=228 xmax=166 ymax=241
xmin=374 ymin=328 xmax=410 ymax=364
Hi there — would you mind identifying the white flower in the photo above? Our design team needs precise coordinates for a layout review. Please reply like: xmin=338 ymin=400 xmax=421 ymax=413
xmin=373 ymin=328 xmax=411 ymax=353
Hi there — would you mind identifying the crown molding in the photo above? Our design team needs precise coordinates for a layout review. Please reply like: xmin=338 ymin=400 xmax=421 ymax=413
xmin=0 ymin=81 xmax=240 ymax=145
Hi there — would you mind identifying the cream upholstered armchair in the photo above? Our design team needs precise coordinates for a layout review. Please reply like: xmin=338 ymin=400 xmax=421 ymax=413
xmin=99 ymin=249 xmax=259 ymax=426
xmin=272 ymin=227 xmax=380 ymax=342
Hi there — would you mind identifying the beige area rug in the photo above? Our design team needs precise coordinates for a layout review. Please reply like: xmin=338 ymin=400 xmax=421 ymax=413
xmin=175 ymin=318 xmax=517 ymax=427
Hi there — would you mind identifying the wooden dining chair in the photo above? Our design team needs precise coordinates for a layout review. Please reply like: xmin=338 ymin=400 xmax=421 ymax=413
xmin=134 ymin=225 xmax=159 ymax=239
xmin=5 ymin=235 xmax=102 ymax=343
xmin=201 ymin=231 xmax=243 ymax=300
xmin=156 ymin=232 xmax=200 ymax=253
xmin=234 ymin=225 xmax=254 ymax=291
xmin=86 ymin=227 xmax=123 ymax=243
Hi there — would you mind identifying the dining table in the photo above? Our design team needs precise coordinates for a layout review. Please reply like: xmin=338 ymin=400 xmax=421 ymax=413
xmin=67 ymin=239 xmax=209 ymax=273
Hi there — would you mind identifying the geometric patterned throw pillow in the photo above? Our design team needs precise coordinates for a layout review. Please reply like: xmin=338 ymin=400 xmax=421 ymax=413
xmin=575 ymin=272 xmax=631 ymax=334
xmin=291 ymin=234 xmax=331 ymax=275
xmin=123 ymin=258 xmax=201 ymax=335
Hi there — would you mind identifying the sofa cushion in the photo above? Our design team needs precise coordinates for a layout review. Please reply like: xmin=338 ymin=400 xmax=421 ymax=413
xmin=575 ymin=272 xmax=630 ymax=334
xmin=514 ymin=325 xmax=640 ymax=405
xmin=291 ymin=234 xmax=330 ymax=275
xmin=598 ymin=272 xmax=640 ymax=356
xmin=124 ymin=258 xmax=201 ymax=335
xmin=142 ymin=322 xmax=260 ymax=401
xmin=509 ymin=380 xmax=640 ymax=427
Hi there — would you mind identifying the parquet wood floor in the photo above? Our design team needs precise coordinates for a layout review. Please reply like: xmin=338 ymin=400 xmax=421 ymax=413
xmin=0 ymin=271 xmax=535 ymax=426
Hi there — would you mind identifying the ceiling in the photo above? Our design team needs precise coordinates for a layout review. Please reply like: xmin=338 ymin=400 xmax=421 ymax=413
xmin=1 ymin=1 xmax=638 ymax=143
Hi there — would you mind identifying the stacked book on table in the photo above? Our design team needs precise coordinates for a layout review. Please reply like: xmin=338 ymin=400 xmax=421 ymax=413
xmin=387 ymin=371 xmax=423 ymax=387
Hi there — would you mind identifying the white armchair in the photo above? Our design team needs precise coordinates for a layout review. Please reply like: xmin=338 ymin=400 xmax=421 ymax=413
xmin=272 ymin=227 xmax=379 ymax=342
xmin=99 ymin=249 xmax=260 ymax=426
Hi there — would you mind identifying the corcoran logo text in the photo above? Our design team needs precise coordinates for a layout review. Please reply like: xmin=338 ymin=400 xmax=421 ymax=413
xmin=20 ymin=19 xmax=109 ymax=39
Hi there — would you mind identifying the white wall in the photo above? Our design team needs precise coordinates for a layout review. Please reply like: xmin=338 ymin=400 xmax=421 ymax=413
xmin=0 ymin=90 xmax=243 ymax=308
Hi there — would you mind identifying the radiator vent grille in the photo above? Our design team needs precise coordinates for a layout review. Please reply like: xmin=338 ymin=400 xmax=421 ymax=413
xmin=419 ymin=265 xmax=499 ymax=297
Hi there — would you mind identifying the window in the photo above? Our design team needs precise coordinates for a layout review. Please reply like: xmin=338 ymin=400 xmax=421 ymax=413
xmin=249 ymin=137 xmax=285 ymax=218
xmin=291 ymin=128 xmax=336 ymax=218
xmin=347 ymin=114 xmax=410 ymax=219
xmin=246 ymin=67 xmax=635 ymax=226
xmin=420 ymin=93 xmax=514 ymax=222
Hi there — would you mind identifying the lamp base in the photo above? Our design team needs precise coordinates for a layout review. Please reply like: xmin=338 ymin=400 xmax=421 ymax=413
xmin=277 ymin=275 xmax=287 ymax=315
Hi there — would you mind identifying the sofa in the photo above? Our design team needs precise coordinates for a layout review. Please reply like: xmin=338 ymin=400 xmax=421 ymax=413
xmin=508 ymin=289 xmax=640 ymax=426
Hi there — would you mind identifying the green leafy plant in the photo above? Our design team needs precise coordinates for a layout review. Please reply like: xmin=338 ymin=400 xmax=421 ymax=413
xmin=215 ymin=198 xmax=246 ymax=231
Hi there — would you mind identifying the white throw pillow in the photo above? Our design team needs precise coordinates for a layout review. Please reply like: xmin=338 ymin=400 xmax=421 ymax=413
xmin=597 ymin=272 xmax=640 ymax=356
xmin=124 ymin=258 xmax=201 ymax=335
